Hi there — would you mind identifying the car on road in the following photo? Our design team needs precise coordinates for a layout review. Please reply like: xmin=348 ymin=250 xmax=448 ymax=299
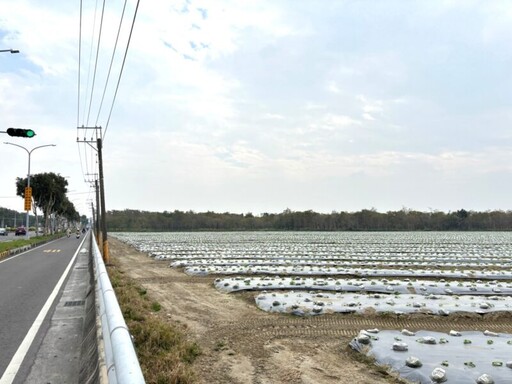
xmin=15 ymin=227 xmax=26 ymax=236
xmin=0 ymin=228 xmax=7 ymax=236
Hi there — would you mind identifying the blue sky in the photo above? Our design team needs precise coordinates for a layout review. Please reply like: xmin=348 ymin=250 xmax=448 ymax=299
xmin=1 ymin=0 xmax=512 ymax=216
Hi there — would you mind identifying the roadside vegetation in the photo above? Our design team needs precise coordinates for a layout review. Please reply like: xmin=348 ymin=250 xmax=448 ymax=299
xmin=106 ymin=207 xmax=512 ymax=231
xmin=0 ymin=233 xmax=63 ymax=254
xmin=108 ymin=259 xmax=200 ymax=384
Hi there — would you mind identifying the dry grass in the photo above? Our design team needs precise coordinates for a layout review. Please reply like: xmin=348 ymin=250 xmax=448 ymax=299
xmin=108 ymin=261 xmax=200 ymax=384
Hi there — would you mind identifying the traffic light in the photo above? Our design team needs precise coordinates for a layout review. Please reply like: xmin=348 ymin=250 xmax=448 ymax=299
xmin=7 ymin=128 xmax=36 ymax=138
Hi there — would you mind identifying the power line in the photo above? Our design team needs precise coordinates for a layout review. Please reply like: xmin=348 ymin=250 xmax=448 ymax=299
xmin=77 ymin=0 xmax=82 ymax=128
xmin=86 ymin=0 xmax=107 ymax=126
xmin=76 ymin=0 xmax=141 ymax=191
xmin=95 ymin=0 xmax=128 ymax=127
xmin=81 ymin=0 xmax=100 ymax=127
xmin=77 ymin=0 xmax=86 ymax=184
xmin=68 ymin=190 xmax=94 ymax=196
xmin=104 ymin=0 xmax=141 ymax=140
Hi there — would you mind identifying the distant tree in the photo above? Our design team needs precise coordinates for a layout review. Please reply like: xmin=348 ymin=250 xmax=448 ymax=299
xmin=456 ymin=209 xmax=469 ymax=219
xmin=16 ymin=172 xmax=69 ymax=233
xmin=104 ymin=207 xmax=512 ymax=232
xmin=57 ymin=197 xmax=80 ymax=224
xmin=0 ymin=207 xmax=24 ymax=228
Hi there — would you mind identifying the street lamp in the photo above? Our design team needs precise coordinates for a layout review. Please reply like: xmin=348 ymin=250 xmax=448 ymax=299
xmin=0 ymin=49 xmax=19 ymax=54
xmin=4 ymin=142 xmax=56 ymax=239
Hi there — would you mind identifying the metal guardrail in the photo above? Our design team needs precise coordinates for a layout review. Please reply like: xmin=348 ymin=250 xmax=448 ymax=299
xmin=92 ymin=233 xmax=145 ymax=384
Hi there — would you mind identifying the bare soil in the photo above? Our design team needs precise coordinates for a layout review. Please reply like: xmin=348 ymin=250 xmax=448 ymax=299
xmin=109 ymin=237 xmax=512 ymax=384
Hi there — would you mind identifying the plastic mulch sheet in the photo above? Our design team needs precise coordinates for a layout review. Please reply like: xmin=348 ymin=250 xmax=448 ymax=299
xmin=214 ymin=276 xmax=512 ymax=296
xmin=254 ymin=291 xmax=512 ymax=316
xmin=350 ymin=329 xmax=512 ymax=384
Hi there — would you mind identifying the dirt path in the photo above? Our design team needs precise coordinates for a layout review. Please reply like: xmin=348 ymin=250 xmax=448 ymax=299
xmin=109 ymin=238 xmax=512 ymax=384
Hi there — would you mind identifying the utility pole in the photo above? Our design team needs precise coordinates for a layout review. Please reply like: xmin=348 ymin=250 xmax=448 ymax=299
xmin=97 ymin=137 xmax=109 ymax=263
xmin=95 ymin=179 xmax=100 ymax=244
xmin=86 ymin=173 xmax=100 ymax=247
xmin=77 ymin=126 xmax=109 ymax=263
xmin=91 ymin=201 xmax=95 ymax=242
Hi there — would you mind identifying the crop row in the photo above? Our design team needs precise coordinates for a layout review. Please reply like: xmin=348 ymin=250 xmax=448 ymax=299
xmin=213 ymin=276 xmax=512 ymax=295
xmin=183 ymin=264 xmax=511 ymax=280
xmin=255 ymin=291 xmax=512 ymax=316
xmin=351 ymin=329 xmax=512 ymax=383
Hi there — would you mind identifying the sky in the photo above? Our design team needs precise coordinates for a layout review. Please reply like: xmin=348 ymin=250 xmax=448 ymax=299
xmin=1 ymin=0 xmax=512 ymax=217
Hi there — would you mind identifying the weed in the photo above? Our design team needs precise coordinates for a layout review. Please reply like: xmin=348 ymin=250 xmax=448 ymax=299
xmin=138 ymin=287 xmax=148 ymax=296
xmin=108 ymin=258 xmax=199 ymax=383
xmin=214 ymin=340 xmax=227 ymax=351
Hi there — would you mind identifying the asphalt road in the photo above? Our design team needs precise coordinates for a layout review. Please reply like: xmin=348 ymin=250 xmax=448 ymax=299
xmin=0 ymin=235 xmax=86 ymax=383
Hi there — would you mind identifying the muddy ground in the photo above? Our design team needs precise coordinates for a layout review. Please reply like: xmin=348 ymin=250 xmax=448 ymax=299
xmin=109 ymin=237 xmax=512 ymax=384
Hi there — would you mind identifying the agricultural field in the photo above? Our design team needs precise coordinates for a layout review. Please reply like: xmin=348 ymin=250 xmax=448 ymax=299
xmin=112 ymin=231 xmax=512 ymax=383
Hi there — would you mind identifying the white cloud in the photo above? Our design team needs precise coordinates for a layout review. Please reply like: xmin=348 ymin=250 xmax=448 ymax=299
xmin=362 ymin=113 xmax=375 ymax=121
xmin=304 ymin=102 xmax=326 ymax=111
xmin=357 ymin=94 xmax=384 ymax=121
xmin=322 ymin=114 xmax=360 ymax=131
xmin=326 ymin=82 xmax=341 ymax=94
xmin=1 ymin=0 xmax=511 ymax=215
xmin=262 ymin=113 xmax=285 ymax=120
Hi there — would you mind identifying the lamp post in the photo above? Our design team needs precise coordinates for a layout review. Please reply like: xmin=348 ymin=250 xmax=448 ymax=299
xmin=0 ymin=49 xmax=19 ymax=54
xmin=4 ymin=142 xmax=56 ymax=239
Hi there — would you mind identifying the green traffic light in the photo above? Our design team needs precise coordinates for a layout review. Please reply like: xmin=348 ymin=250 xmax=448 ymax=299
xmin=6 ymin=128 xmax=36 ymax=138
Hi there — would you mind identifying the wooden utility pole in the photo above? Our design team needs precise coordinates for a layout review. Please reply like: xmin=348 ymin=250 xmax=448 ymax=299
xmin=77 ymin=126 xmax=109 ymax=263
xmin=95 ymin=179 xmax=101 ymax=247
xmin=90 ymin=201 xmax=95 ymax=237
xmin=97 ymin=137 xmax=109 ymax=264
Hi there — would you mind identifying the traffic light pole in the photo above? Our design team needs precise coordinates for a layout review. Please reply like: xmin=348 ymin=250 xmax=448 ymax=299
xmin=26 ymin=152 xmax=31 ymax=238
xmin=3 ymin=143 xmax=56 ymax=238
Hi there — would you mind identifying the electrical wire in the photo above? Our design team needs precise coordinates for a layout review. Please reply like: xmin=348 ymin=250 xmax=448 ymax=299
xmin=86 ymin=0 xmax=107 ymax=127
xmin=103 ymin=0 xmax=141 ymax=140
xmin=76 ymin=0 xmax=141 ymax=208
xmin=77 ymin=0 xmax=87 ymax=184
xmin=81 ymin=0 xmax=100 ymax=127
xmin=95 ymin=0 xmax=128 ymax=127
xmin=77 ymin=0 xmax=82 ymax=128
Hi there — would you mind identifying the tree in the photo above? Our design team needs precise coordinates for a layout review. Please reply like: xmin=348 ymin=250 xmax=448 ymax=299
xmin=104 ymin=208 xmax=512 ymax=232
xmin=16 ymin=172 xmax=70 ymax=233
xmin=57 ymin=197 xmax=80 ymax=224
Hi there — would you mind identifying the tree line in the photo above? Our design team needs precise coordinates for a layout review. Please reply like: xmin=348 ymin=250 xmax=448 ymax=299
xmin=106 ymin=208 xmax=512 ymax=232
xmin=15 ymin=172 xmax=80 ymax=232
xmin=0 ymin=207 xmax=27 ymax=228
